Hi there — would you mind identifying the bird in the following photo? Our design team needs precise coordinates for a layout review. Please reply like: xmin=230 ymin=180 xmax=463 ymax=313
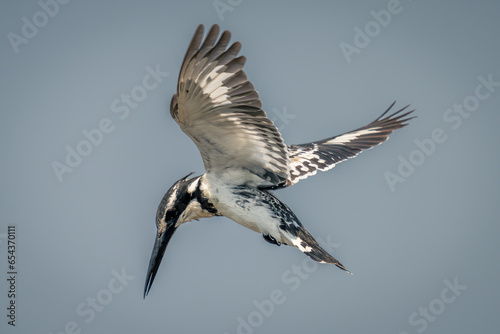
xmin=143 ymin=24 xmax=415 ymax=297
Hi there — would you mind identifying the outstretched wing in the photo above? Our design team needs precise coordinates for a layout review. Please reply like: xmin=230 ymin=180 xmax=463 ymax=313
xmin=171 ymin=24 xmax=289 ymax=187
xmin=284 ymin=102 xmax=415 ymax=187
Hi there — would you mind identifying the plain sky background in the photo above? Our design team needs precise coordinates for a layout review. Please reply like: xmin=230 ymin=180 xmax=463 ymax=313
xmin=1 ymin=0 xmax=499 ymax=333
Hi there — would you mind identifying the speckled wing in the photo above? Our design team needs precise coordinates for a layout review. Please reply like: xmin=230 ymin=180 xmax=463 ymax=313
xmin=285 ymin=102 xmax=415 ymax=187
xmin=170 ymin=24 xmax=289 ymax=187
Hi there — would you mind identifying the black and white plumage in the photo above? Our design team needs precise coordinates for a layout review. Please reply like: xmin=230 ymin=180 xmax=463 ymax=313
xmin=144 ymin=25 xmax=415 ymax=297
xmin=285 ymin=101 xmax=413 ymax=187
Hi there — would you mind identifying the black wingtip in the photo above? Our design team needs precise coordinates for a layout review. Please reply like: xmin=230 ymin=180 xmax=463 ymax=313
xmin=375 ymin=100 xmax=397 ymax=121
xmin=373 ymin=101 xmax=417 ymax=130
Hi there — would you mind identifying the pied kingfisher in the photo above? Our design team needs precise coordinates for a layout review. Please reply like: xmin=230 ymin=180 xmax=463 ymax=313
xmin=144 ymin=24 xmax=415 ymax=297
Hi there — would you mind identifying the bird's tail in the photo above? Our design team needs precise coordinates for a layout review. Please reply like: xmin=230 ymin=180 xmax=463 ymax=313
xmin=259 ymin=188 xmax=351 ymax=273
xmin=287 ymin=228 xmax=351 ymax=274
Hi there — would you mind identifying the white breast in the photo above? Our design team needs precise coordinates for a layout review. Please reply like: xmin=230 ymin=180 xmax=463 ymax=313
xmin=202 ymin=172 xmax=283 ymax=240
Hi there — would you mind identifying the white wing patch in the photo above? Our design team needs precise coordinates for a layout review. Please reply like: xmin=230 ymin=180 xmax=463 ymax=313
xmin=324 ymin=128 xmax=380 ymax=145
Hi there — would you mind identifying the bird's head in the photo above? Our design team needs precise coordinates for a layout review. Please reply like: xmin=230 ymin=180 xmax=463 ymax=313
xmin=143 ymin=172 xmax=199 ymax=297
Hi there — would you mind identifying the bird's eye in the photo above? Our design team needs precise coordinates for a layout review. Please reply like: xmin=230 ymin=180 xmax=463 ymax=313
xmin=165 ymin=210 xmax=176 ymax=221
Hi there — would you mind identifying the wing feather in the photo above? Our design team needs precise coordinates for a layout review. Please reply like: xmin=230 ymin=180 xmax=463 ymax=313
xmin=171 ymin=25 xmax=289 ymax=187
xmin=282 ymin=102 xmax=416 ymax=187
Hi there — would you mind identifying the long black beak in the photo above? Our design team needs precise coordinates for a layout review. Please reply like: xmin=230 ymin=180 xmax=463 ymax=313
xmin=143 ymin=222 xmax=177 ymax=298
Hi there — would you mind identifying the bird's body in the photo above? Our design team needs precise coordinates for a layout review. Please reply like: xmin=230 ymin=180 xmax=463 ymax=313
xmin=144 ymin=24 xmax=415 ymax=297
xmin=201 ymin=173 xmax=328 ymax=254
